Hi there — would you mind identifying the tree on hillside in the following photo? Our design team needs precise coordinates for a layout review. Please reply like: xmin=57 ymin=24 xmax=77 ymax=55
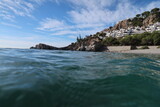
xmin=136 ymin=14 xmax=141 ymax=18
xmin=142 ymin=11 xmax=150 ymax=18
xmin=109 ymin=26 xmax=113 ymax=29
xmin=132 ymin=35 xmax=141 ymax=45
xmin=102 ymin=37 xmax=119 ymax=46
xmin=119 ymin=36 xmax=133 ymax=45
xmin=128 ymin=19 xmax=132 ymax=22
xmin=77 ymin=35 xmax=82 ymax=43
xmin=132 ymin=17 xmax=144 ymax=27
xmin=152 ymin=31 xmax=160 ymax=45
xmin=151 ymin=8 xmax=160 ymax=14
xmin=141 ymin=36 xmax=153 ymax=45
xmin=99 ymin=32 xmax=106 ymax=37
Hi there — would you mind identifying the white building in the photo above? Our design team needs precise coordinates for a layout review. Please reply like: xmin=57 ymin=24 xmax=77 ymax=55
xmin=101 ymin=22 xmax=160 ymax=38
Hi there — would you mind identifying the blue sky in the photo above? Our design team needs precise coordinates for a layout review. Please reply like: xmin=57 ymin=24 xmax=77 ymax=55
xmin=0 ymin=0 xmax=160 ymax=48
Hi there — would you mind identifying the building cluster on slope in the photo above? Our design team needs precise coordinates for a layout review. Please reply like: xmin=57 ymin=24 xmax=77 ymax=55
xmin=101 ymin=22 xmax=160 ymax=38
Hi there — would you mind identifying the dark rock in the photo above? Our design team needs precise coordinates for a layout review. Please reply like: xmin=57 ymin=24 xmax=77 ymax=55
xmin=94 ymin=42 xmax=108 ymax=52
xmin=30 ymin=47 xmax=35 ymax=49
xmin=130 ymin=45 xmax=137 ymax=50
xmin=30 ymin=43 xmax=59 ymax=50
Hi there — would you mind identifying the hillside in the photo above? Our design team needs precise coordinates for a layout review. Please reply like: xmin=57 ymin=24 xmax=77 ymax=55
xmin=103 ymin=8 xmax=160 ymax=31
xmin=31 ymin=8 xmax=160 ymax=52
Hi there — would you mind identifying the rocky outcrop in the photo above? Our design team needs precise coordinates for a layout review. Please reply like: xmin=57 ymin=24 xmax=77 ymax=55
xmin=103 ymin=19 xmax=132 ymax=32
xmin=59 ymin=37 xmax=108 ymax=52
xmin=30 ymin=43 xmax=59 ymax=50
xmin=143 ymin=14 xmax=158 ymax=27
xmin=30 ymin=38 xmax=108 ymax=52
xmin=113 ymin=19 xmax=132 ymax=30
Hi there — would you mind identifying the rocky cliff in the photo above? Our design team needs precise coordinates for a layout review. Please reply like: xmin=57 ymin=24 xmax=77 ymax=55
xmin=104 ymin=19 xmax=132 ymax=32
xmin=31 ymin=38 xmax=108 ymax=52
xmin=143 ymin=14 xmax=159 ymax=27
xmin=64 ymin=37 xmax=108 ymax=52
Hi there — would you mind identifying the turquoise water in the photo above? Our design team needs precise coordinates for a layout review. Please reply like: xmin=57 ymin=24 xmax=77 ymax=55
xmin=0 ymin=48 xmax=160 ymax=107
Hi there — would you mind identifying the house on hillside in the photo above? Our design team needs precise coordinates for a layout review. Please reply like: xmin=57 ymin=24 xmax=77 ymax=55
xmin=101 ymin=22 xmax=160 ymax=38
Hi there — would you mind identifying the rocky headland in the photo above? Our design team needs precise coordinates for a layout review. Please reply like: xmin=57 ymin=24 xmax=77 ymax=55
xmin=30 ymin=8 xmax=160 ymax=52
xmin=30 ymin=43 xmax=60 ymax=50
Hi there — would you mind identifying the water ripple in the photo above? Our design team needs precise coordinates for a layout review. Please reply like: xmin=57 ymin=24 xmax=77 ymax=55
xmin=0 ymin=49 xmax=160 ymax=107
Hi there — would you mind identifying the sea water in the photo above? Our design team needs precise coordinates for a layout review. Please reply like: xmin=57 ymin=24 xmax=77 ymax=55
xmin=0 ymin=48 xmax=160 ymax=107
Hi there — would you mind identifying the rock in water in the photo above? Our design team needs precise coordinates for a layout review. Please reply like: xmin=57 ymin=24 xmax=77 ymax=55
xmin=30 ymin=43 xmax=59 ymax=50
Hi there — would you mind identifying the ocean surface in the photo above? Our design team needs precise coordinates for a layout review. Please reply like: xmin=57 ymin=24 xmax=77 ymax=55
xmin=0 ymin=48 xmax=160 ymax=107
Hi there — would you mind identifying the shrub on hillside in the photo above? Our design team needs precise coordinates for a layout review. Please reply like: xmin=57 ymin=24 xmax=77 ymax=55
xmin=131 ymin=17 xmax=143 ymax=27
xmin=142 ymin=11 xmax=150 ymax=18
xmin=102 ymin=37 xmax=119 ymax=46
xmin=141 ymin=36 xmax=153 ymax=45
xmin=151 ymin=8 xmax=160 ymax=14
xmin=152 ymin=31 xmax=160 ymax=45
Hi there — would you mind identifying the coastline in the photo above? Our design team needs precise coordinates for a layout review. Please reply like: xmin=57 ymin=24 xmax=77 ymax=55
xmin=30 ymin=44 xmax=160 ymax=54
xmin=107 ymin=46 xmax=160 ymax=54
xmin=120 ymin=48 xmax=160 ymax=54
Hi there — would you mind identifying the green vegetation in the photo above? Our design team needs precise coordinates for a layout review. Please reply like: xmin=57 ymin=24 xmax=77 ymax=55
xmin=102 ymin=31 xmax=160 ymax=46
xmin=157 ymin=46 xmax=160 ymax=48
xmin=76 ymin=35 xmax=83 ymax=43
xmin=142 ymin=11 xmax=150 ymax=18
xmin=151 ymin=8 xmax=160 ymax=14
xmin=129 ymin=8 xmax=160 ymax=26
xmin=99 ymin=32 xmax=106 ymax=37
xmin=132 ymin=17 xmax=143 ymax=27
xmin=102 ymin=37 xmax=119 ymax=46
xmin=93 ymin=32 xmax=106 ymax=38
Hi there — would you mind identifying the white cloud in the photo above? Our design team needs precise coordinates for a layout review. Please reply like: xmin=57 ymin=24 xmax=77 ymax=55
xmin=0 ymin=11 xmax=15 ymax=22
xmin=0 ymin=22 xmax=22 ymax=29
xmin=145 ymin=1 xmax=160 ymax=10
xmin=75 ymin=23 xmax=105 ymax=29
xmin=68 ymin=35 xmax=77 ymax=39
xmin=0 ymin=39 xmax=35 ymax=49
xmin=0 ymin=0 xmax=35 ymax=17
xmin=37 ymin=18 xmax=66 ymax=31
xmin=0 ymin=0 xmax=60 ymax=21
xmin=68 ymin=0 xmax=160 ymax=25
xmin=37 ymin=17 xmax=106 ymax=36
xmin=30 ymin=0 xmax=46 ymax=5
xmin=68 ymin=0 xmax=115 ymax=10
xmin=52 ymin=30 xmax=77 ymax=35
xmin=31 ymin=0 xmax=61 ymax=5
xmin=0 ymin=33 xmax=72 ymax=48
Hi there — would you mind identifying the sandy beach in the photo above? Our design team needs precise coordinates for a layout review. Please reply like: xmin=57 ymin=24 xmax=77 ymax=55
xmin=121 ymin=49 xmax=160 ymax=54
xmin=107 ymin=46 xmax=160 ymax=54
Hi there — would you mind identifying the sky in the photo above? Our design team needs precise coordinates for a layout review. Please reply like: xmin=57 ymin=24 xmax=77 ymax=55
xmin=0 ymin=0 xmax=160 ymax=48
